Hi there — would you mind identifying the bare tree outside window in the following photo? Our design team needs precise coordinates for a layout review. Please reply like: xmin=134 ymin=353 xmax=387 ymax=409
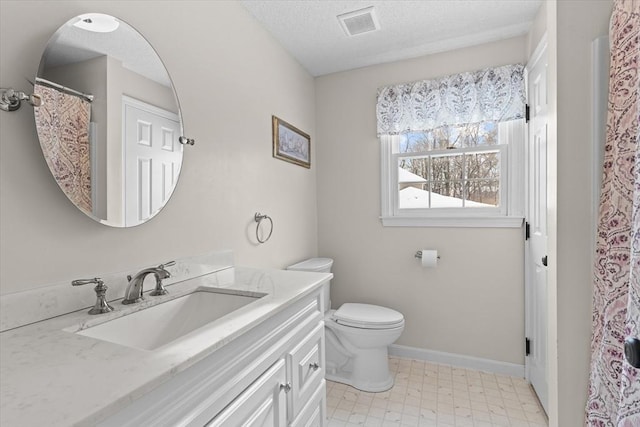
xmin=397 ymin=121 xmax=502 ymax=209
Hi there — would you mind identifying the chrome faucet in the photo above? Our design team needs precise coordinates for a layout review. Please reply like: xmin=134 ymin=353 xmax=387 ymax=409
xmin=122 ymin=261 xmax=175 ymax=305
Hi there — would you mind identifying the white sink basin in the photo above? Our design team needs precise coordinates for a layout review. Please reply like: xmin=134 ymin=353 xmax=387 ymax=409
xmin=73 ymin=289 xmax=265 ymax=351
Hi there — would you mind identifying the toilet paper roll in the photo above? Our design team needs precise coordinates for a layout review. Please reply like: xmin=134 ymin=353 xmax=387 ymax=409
xmin=421 ymin=250 xmax=438 ymax=268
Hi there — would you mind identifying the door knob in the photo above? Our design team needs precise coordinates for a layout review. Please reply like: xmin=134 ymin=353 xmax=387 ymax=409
xmin=542 ymin=256 xmax=548 ymax=267
xmin=624 ymin=337 xmax=640 ymax=369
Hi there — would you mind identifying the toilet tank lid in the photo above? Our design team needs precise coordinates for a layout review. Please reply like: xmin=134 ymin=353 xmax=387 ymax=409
xmin=287 ymin=258 xmax=334 ymax=272
xmin=333 ymin=303 xmax=404 ymax=328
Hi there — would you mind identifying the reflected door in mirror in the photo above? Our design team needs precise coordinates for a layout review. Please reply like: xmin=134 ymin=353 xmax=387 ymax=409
xmin=123 ymin=97 xmax=182 ymax=227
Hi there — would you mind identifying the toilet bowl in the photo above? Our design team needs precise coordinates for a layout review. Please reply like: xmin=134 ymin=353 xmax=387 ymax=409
xmin=287 ymin=258 xmax=405 ymax=392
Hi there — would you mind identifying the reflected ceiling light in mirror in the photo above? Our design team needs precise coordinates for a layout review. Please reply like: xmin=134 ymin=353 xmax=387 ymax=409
xmin=73 ymin=13 xmax=120 ymax=33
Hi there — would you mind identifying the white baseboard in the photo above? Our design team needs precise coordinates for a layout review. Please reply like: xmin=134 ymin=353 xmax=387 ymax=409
xmin=389 ymin=344 xmax=525 ymax=378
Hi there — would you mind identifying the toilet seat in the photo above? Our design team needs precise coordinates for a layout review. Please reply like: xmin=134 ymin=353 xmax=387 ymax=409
xmin=332 ymin=303 xmax=404 ymax=330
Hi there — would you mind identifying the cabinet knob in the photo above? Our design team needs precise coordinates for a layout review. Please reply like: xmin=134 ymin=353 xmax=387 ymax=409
xmin=309 ymin=362 xmax=320 ymax=371
xmin=280 ymin=382 xmax=292 ymax=393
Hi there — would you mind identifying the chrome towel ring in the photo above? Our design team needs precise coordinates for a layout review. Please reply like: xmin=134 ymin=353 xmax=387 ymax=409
xmin=254 ymin=213 xmax=273 ymax=244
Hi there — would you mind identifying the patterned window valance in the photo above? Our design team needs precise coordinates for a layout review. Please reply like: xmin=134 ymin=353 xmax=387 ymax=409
xmin=376 ymin=64 xmax=526 ymax=136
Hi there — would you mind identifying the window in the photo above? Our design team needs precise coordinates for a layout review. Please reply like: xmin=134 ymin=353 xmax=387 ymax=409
xmin=381 ymin=120 xmax=525 ymax=227
xmin=376 ymin=63 xmax=526 ymax=226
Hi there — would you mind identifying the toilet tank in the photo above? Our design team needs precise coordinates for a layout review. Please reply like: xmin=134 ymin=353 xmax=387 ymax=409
xmin=287 ymin=258 xmax=333 ymax=312
xmin=287 ymin=258 xmax=333 ymax=273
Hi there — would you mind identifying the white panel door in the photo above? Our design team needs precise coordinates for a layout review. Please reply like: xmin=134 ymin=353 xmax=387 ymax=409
xmin=526 ymin=41 xmax=549 ymax=414
xmin=123 ymin=97 xmax=181 ymax=227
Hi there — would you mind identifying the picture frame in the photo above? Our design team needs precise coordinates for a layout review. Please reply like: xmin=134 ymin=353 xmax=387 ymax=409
xmin=272 ymin=115 xmax=311 ymax=169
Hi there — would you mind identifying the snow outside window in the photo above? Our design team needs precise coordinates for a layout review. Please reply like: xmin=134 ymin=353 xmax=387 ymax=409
xmin=380 ymin=120 xmax=525 ymax=227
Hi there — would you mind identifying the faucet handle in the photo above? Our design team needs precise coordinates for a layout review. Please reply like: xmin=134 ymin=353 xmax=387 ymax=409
xmin=159 ymin=260 xmax=175 ymax=269
xmin=150 ymin=262 xmax=174 ymax=296
xmin=71 ymin=278 xmax=114 ymax=315
xmin=72 ymin=277 xmax=104 ymax=287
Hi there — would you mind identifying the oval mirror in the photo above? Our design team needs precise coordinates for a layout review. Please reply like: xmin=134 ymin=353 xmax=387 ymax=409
xmin=34 ymin=13 xmax=184 ymax=227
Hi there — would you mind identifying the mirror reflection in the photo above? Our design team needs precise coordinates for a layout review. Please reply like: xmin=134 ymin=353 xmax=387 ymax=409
xmin=35 ymin=13 xmax=183 ymax=227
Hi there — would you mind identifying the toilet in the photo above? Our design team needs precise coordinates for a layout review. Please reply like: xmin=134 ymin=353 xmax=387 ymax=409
xmin=287 ymin=258 xmax=404 ymax=392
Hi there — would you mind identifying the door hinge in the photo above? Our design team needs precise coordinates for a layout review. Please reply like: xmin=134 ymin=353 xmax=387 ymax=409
xmin=525 ymin=222 xmax=530 ymax=240
xmin=526 ymin=337 xmax=531 ymax=356
xmin=525 ymin=104 xmax=530 ymax=123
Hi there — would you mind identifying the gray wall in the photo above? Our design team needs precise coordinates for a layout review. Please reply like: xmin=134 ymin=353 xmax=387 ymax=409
xmin=550 ymin=0 xmax=613 ymax=425
xmin=0 ymin=1 xmax=318 ymax=294
xmin=315 ymin=36 xmax=527 ymax=365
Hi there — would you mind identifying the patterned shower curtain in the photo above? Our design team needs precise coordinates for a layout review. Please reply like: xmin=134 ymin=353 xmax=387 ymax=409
xmin=586 ymin=0 xmax=640 ymax=425
xmin=34 ymin=83 xmax=92 ymax=215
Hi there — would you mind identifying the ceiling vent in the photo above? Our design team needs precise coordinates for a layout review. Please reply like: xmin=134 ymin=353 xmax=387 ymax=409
xmin=337 ymin=6 xmax=380 ymax=37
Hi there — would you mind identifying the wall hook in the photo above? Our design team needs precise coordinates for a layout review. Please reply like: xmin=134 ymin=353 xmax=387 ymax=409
xmin=0 ymin=88 xmax=42 ymax=112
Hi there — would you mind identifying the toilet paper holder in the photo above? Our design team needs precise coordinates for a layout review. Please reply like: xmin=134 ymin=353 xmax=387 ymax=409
xmin=415 ymin=251 xmax=440 ymax=260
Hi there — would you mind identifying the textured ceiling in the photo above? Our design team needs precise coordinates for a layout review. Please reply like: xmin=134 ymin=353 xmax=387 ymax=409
xmin=240 ymin=0 xmax=542 ymax=76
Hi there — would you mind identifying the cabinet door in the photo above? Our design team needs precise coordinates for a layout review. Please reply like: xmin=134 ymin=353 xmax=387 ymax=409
xmin=207 ymin=359 xmax=287 ymax=427
xmin=290 ymin=381 xmax=326 ymax=427
xmin=287 ymin=324 xmax=325 ymax=420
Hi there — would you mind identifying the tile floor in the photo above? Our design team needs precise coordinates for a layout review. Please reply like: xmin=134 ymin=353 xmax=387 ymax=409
xmin=326 ymin=357 xmax=548 ymax=427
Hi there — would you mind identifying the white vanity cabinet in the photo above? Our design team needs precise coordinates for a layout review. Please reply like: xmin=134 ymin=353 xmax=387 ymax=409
xmin=98 ymin=287 xmax=326 ymax=427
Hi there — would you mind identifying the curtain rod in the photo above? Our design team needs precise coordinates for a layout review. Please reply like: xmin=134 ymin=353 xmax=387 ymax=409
xmin=35 ymin=77 xmax=94 ymax=103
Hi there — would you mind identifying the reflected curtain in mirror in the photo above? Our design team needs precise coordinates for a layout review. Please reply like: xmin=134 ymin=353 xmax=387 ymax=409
xmin=34 ymin=83 xmax=92 ymax=215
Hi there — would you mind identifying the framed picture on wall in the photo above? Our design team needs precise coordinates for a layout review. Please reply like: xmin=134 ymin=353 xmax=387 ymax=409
xmin=272 ymin=115 xmax=311 ymax=169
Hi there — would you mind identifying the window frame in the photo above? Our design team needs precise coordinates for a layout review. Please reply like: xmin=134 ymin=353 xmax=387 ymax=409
xmin=380 ymin=120 xmax=525 ymax=228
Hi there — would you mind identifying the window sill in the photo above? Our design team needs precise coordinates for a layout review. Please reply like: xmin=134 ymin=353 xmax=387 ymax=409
xmin=380 ymin=216 xmax=524 ymax=228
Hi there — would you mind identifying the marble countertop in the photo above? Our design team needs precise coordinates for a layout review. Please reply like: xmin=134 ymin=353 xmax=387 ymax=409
xmin=0 ymin=267 xmax=331 ymax=427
